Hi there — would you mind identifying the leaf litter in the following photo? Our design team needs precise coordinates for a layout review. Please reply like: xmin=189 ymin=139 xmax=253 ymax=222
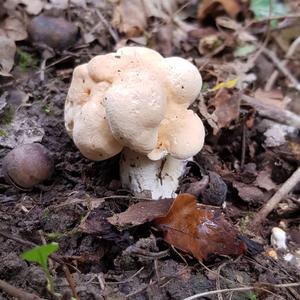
xmin=1 ymin=0 xmax=300 ymax=298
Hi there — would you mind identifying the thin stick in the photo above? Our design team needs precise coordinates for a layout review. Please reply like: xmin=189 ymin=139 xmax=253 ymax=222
xmin=95 ymin=9 xmax=119 ymax=43
xmin=241 ymin=94 xmax=300 ymax=128
xmin=261 ymin=47 xmax=300 ymax=90
xmin=183 ymin=282 xmax=300 ymax=300
xmin=265 ymin=35 xmax=300 ymax=91
xmin=0 ymin=279 xmax=45 ymax=300
xmin=251 ymin=166 xmax=300 ymax=228
xmin=63 ymin=264 xmax=80 ymax=300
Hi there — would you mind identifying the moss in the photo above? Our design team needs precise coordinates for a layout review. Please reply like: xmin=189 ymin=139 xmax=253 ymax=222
xmin=0 ymin=106 xmax=15 ymax=125
xmin=17 ymin=49 xmax=39 ymax=71
xmin=0 ymin=129 xmax=7 ymax=137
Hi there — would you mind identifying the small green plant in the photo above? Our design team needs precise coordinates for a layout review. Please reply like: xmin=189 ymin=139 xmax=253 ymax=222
xmin=17 ymin=49 xmax=39 ymax=71
xmin=248 ymin=292 xmax=257 ymax=300
xmin=21 ymin=242 xmax=59 ymax=293
xmin=0 ymin=129 xmax=7 ymax=137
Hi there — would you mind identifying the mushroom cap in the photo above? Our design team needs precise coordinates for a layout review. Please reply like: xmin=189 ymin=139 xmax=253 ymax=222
xmin=65 ymin=46 xmax=204 ymax=161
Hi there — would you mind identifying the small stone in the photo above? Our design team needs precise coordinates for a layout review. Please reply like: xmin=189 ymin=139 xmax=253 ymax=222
xmin=28 ymin=15 xmax=78 ymax=50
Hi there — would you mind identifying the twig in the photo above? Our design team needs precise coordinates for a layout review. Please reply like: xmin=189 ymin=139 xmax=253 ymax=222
xmin=251 ymin=166 xmax=300 ymax=228
xmin=95 ymin=9 xmax=119 ymax=43
xmin=183 ymin=282 xmax=300 ymax=300
xmin=265 ymin=35 xmax=300 ymax=91
xmin=106 ymin=267 xmax=144 ymax=285
xmin=0 ymin=279 xmax=45 ymax=300
xmin=261 ymin=47 xmax=300 ymax=90
xmin=241 ymin=94 xmax=300 ymax=128
xmin=240 ymin=117 xmax=247 ymax=170
xmin=62 ymin=264 xmax=80 ymax=300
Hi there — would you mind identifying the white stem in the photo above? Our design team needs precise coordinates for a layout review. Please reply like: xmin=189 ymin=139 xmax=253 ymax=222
xmin=120 ymin=148 xmax=188 ymax=199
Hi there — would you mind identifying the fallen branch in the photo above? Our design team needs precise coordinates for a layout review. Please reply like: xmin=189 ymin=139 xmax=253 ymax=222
xmin=241 ymin=94 xmax=300 ymax=128
xmin=183 ymin=282 xmax=300 ymax=300
xmin=251 ymin=166 xmax=300 ymax=228
xmin=0 ymin=279 xmax=45 ymax=300
xmin=265 ymin=36 xmax=300 ymax=91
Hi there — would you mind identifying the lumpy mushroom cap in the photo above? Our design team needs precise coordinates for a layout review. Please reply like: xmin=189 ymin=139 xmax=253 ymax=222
xmin=65 ymin=47 xmax=205 ymax=161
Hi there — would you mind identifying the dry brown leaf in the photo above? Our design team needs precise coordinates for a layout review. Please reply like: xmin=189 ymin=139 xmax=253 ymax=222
xmin=209 ymin=89 xmax=240 ymax=134
xmin=254 ymin=88 xmax=288 ymax=110
xmin=112 ymin=0 xmax=181 ymax=37
xmin=255 ymin=169 xmax=277 ymax=191
xmin=108 ymin=198 xmax=173 ymax=230
xmin=197 ymin=0 xmax=241 ymax=21
xmin=1 ymin=17 xmax=28 ymax=41
xmin=112 ymin=0 xmax=147 ymax=37
xmin=154 ymin=194 xmax=246 ymax=260
xmin=233 ymin=181 xmax=265 ymax=203
xmin=0 ymin=36 xmax=16 ymax=76
xmin=4 ymin=0 xmax=43 ymax=15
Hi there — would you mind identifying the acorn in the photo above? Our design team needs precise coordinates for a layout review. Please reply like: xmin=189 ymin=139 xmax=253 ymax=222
xmin=2 ymin=143 xmax=54 ymax=190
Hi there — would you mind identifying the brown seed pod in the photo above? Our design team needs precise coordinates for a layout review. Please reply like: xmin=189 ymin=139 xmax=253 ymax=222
xmin=2 ymin=143 xmax=54 ymax=190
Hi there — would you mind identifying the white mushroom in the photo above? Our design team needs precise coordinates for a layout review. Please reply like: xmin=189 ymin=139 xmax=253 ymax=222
xmin=271 ymin=227 xmax=287 ymax=250
xmin=64 ymin=47 xmax=205 ymax=199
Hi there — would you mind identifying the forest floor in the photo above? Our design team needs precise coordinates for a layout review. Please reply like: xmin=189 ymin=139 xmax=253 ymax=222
xmin=0 ymin=0 xmax=300 ymax=299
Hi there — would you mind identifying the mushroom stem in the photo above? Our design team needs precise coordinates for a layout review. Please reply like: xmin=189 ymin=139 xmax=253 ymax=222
xmin=120 ymin=148 xmax=188 ymax=199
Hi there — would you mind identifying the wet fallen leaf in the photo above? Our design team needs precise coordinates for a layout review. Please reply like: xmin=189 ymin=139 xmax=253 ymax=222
xmin=154 ymin=194 xmax=246 ymax=260
xmin=108 ymin=198 xmax=173 ymax=230
xmin=0 ymin=36 xmax=16 ymax=76
xmin=197 ymin=0 xmax=241 ymax=21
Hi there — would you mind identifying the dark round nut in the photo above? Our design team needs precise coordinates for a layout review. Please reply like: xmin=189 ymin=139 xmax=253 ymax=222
xmin=28 ymin=15 xmax=78 ymax=50
xmin=2 ymin=143 xmax=54 ymax=190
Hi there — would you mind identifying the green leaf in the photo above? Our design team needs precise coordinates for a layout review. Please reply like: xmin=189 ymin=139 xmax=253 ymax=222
xmin=250 ymin=0 xmax=288 ymax=26
xmin=21 ymin=243 xmax=59 ymax=271
xmin=234 ymin=44 xmax=256 ymax=58
xmin=248 ymin=292 xmax=257 ymax=300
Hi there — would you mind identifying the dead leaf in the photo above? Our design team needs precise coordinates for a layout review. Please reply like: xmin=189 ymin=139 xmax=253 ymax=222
xmin=21 ymin=0 xmax=43 ymax=15
xmin=254 ymin=89 xmax=288 ymax=109
xmin=112 ymin=0 xmax=147 ymax=37
xmin=154 ymin=194 xmax=246 ymax=260
xmin=79 ymin=207 xmax=120 ymax=240
xmin=0 ymin=36 xmax=16 ymax=76
xmin=209 ymin=89 xmax=240 ymax=134
xmin=255 ymin=170 xmax=277 ymax=191
xmin=4 ymin=0 xmax=43 ymax=15
xmin=197 ymin=0 xmax=241 ymax=21
xmin=112 ymin=0 xmax=181 ymax=37
xmin=108 ymin=198 xmax=173 ymax=230
xmin=198 ymin=34 xmax=226 ymax=56
xmin=1 ymin=17 xmax=28 ymax=41
xmin=233 ymin=181 xmax=265 ymax=203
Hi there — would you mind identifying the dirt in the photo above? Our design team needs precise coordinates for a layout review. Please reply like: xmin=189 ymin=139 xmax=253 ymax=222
xmin=1 ymin=0 xmax=300 ymax=299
